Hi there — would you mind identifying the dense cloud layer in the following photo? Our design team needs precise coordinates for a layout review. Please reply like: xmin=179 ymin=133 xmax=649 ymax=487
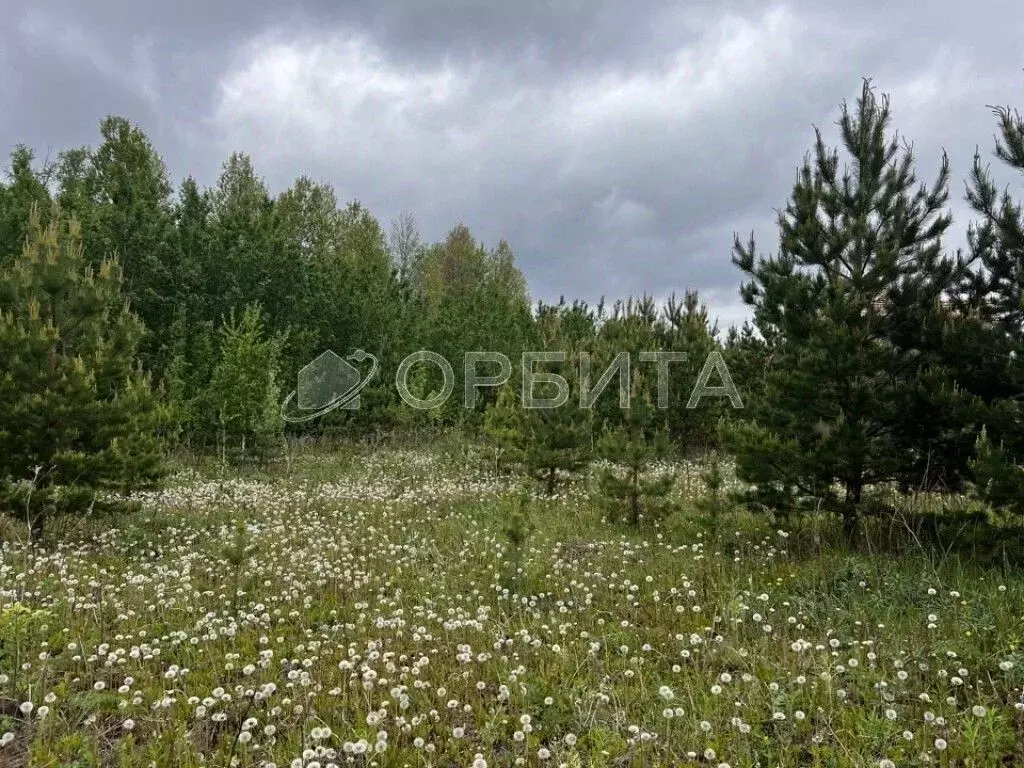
xmin=2 ymin=0 xmax=1021 ymax=330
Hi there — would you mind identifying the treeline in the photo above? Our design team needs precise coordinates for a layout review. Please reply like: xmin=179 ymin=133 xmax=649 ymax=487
xmin=0 ymin=120 xmax=544 ymax=448
xmin=2 ymin=80 xmax=1023 ymax=539
xmin=0 ymin=117 xmax=728 ymax=447
xmin=0 ymin=115 xmax=723 ymax=535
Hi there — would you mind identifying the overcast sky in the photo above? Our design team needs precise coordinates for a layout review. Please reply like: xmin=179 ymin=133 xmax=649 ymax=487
xmin=2 ymin=1 xmax=1022 ymax=330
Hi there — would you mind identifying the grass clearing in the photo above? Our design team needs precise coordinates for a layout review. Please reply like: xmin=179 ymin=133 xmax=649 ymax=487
xmin=1 ymin=446 xmax=1023 ymax=767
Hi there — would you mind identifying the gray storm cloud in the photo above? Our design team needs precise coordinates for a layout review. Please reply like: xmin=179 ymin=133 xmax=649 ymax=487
xmin=2 ymin=0 xmax=1021 ymax=330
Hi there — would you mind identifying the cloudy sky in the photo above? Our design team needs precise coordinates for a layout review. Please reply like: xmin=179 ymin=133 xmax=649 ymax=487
xmin=2 ymin=1 xmax=1021 ymax=330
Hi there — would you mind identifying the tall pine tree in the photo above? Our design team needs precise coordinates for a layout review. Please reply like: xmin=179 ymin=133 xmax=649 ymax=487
xmin=727 ymin=81 xmax=968 ymax=536
xmin=960 ymin=102 xmax=1024 ymax=513
xmin=0 ymin=206 xmax=165 ymax=539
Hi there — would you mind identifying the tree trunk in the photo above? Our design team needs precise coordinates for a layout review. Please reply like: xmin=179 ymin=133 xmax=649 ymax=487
xmin=842 ymin=480 xmax=862 ymax=540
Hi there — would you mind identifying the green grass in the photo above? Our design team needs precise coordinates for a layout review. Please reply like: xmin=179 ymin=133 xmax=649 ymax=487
xmin=1 ymin=446 xmax=1023 ymax=767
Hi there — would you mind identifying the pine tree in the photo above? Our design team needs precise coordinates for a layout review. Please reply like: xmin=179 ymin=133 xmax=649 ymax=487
xmin=589 ymin=296 xmax=659 ymax=433
xmin=963 ymin=106 xmax=1024 ymax=331
xmin=597 ymin=371 xmax=675 ymax=526
xmin=971 ymin=427 xmax=1024 ymax=518
xmin=580 ymin=291 xmax=722 ymax=523
xmin=726 ymin=81 xmax=967 ymax=536
xmin=527 ymin=307 xmax=596 ymax=495
xmin=506 ymin=364 xmax=592 ymax=496
xmin=722 ymin=322 xmax=766 ymax=419
xmin=0 ymin=206 xmax=165 ymax=539
xmin=959 ymin=102 xmax=1024 ymax=510
xmin=658 ymin=291 xmax=721 ymax=449
xmin=486 ymin=306 xmax=592 ymax=494
xmin=523 ymin=389 xmax=592 ymax=496
xmin=484 ymin=382 xmax=528 ymax=472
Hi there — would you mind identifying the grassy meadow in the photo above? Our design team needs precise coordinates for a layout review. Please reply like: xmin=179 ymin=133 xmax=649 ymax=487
xmin=1 ymin=444 xmax=1023 ymax=767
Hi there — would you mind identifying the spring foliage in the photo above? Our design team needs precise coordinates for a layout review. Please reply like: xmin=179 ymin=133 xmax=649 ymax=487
xmin=0 ymin=206 xmax=164 ymax=537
